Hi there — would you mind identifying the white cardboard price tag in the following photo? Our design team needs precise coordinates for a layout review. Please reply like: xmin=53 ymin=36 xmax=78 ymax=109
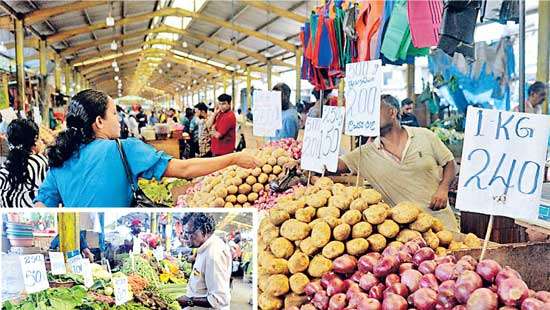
xmin=153 ymin=246 xmax=164 ymax=261
xmin=252 ymin=90 xmax=282 ymax=137
xmin=67 ymin=254 xmax=83 ymax=274
xmin=19 ymin=254 xmax=49 ymax=294
xmin=300 ymin=117 xmax=324 ymax=173
xmin=344 ymin=60 xmax=382 ymax=137
xmin=456 ymin=107 xmax=550 ymax=220
xmin=320 ymin=106 xmax=345 ymax=172
xmin=48 ymin=252 xmax=66 ymax=275
xmin=133 ymin=237 xmax=141 ymax=254
xmin=113 ymin=277 xmax=130 ymax=305
xmin=81 ymin=260 xmax=93 ymax=288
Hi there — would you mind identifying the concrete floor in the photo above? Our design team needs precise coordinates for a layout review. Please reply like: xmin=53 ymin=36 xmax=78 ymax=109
xmin=230 ymin=277 xmax=253 ymax=309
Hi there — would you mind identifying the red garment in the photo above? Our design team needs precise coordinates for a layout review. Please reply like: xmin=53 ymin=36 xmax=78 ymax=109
xmin=211 ymin=111 xmax=236 ymax=156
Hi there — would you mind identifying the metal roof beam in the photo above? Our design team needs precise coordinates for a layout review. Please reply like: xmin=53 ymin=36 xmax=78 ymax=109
xmin=243 ymin=0 xmax=307 ymax=23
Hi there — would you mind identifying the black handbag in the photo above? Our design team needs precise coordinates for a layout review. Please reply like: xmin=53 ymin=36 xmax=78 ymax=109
xmin=115 ymin=139 xmax=170 ymax=208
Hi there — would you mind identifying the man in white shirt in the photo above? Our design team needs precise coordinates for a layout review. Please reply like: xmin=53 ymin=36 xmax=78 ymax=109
xmin=178 ymin=213 xmax=232 ymax=310
xmin=514 ymin=81 xmax=547 ymax=114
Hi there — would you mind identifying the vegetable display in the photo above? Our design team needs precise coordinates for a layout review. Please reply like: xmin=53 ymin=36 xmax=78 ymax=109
xmin=264 ymin=138 xmax=303 ymax=160
xmin=138 ymin=178 xmax=188 ymax=205
xmin=258 ymin=178 xmax=486 ymax=309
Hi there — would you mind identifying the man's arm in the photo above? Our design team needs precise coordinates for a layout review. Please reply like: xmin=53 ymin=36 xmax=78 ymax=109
xmin=429 ymin=159 xmax=457 ymax=210
xmin=178 ymin=296 xmax=212 ymax=308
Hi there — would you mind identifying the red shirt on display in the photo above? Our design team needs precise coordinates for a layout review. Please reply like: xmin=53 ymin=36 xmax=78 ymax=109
xmin=211 ymin=111 xmax=236 ymax=156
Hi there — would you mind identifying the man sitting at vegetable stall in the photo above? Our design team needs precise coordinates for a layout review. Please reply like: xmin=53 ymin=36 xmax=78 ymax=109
xmin=336 ymin=94 xmax=459 ymax=232
xmin=177 ymin=213 xmax=232 ymax=309
xmin=50 ymin=230 xmax=95 ymax=262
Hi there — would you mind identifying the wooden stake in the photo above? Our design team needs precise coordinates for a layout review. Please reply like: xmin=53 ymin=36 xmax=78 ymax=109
xmin=480 ymin=215 xmax=494 ymax=260
xmin=355 ymin=140 xmax=362 ymax=188
xmin=307 ymin=171 xmax=311 ymax=187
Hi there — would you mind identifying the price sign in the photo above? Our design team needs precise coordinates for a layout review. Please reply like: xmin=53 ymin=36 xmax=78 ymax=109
xmin=153 ymin=246 xmax=164 ymax=261
xmin=48 ymin=252 xmax=66 ymax=275
xmin=301 ymin=117 xmax=324 ymax=173
xmin=81 ymin=260 xmax=94 ymax=288
xmin=320 ymin=106 xmax=345 ymax=172
xmin=344 ymin=60 xmax=382 ymax=137
xmin=252 ymin=90 xmax=282 ymax=137
xmin=456 ymin=107 xmax=550 ymax=220
xmin=113 ymin=277 xmax=130 ymax=305
xmin=67 ymin=254 xmax=83 ymax=274
xmin=133 ymin=237 xmax=141 ymax=254
xmin=19 ymin=254 xmax=49 ymax=294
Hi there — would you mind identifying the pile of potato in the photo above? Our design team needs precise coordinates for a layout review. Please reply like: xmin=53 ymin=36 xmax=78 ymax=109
xmin=185 ymin=147 xmax=296 ymax=208
xmin=258 ymin=177 xmax=481 ymax=310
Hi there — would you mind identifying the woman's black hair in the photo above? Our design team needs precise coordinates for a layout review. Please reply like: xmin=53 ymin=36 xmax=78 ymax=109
xmin=48 ymin=89 xmax=110 ymax=168
xmin=5 ymin=119 xmax=39 ymax=186
xmin=181 ymin=213 xmax=216 ymax=235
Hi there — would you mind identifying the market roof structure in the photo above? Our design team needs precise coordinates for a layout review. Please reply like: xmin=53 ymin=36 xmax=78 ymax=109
xmin=0 ymin=0 xmax=310 ymax=100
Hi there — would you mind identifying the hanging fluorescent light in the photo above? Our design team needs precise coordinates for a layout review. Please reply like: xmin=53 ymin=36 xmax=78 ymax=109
xmin=182 ymin=41 xmax=188 ymax=48
xmin=110 ymin=40 xmax=118 ymax=50
xmin=114 ymin=66 xmax=119 ymax=72
xmin=0 ymin=42 xmax=6 ymax=53
xmin=112 ymin=60 xmax=118 ymax=67
xmin=106 ymin=15 xmax=115 ymax=27
xmin=114 ymin=76 xmax=119 ymax=81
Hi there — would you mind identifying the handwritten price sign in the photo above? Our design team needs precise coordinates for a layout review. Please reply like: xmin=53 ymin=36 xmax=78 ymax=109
xmin=253 ymin=90 xmax=282 ymax=137
xmin=114 ymin=277 xmax=130 ymax=305
xmin=67 ymin=254 xmax=83 ymax=274
xmin=456 ymin=107 xmax=550 ymax=220
xmin=19 ymin=254 xmax=49 ymax=294
xmin=321 ymin=106 xmax=345 ymax=172
xmin=49 ymin=252 xmax=66 ymax=275
xmin=82 ymin=260 xmax=94 ymax=288
xmin=301 ymin=117 xmax=324 ymax=173
xmin=344 ymin=60 xmax=382 ymax=137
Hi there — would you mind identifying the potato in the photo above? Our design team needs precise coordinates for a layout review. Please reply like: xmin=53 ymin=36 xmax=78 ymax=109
xmin=225 ymin=195 xmax=237 ymax=203
xmin=391 ymin=202 xmax=421 ymax=224
xmin=295 ymin=207 xmax=316 ymax=223
xmin=322 ymin=241 xmax=345 ymax=259
xmin=432 ymin=218 xmax=444 ymax=232
xmin=239 ymin=183 xmax=252 ymax=195
xmin=280 ymin=219 xmax=311 ymax=241
xmin=423 ymin=229 xmax=440 ymax=250
xmin=231 ymin=177 xmax=243 ymax=186
xmin=351 ymin=222 xmax=373 ymax=239
xmin=409 ymin=213 xmax=434 ymax=232
xmin=317 ymin=206 xmax=340 ymax=219
xmin=367 ymin=234 xmax=387 ymax=252
xmin=211 ymin=197 xmax=225 ymax=207
xmin=246 ymin=175 xmax=257 ymax=185
xmin=464 ymin=233 xmax=482 ymax=248
xmin=320 ymin=216 xmax=341 ymax=229
xmin=306 ymin=195 xmax=327 ymax=208
xmin=258 ymin=173 xmax=269 ymax=184
xmin=346 ymin=238 xmax=369 ymax=256
xmin=377 ymin=220 xmax=400 ymax=238
xmin=261 ymin=224 xmax=279 ymax=244
xmin=269 ymin=210 xmax=290 ymax=226
xmin=243 ymin=202 xmax=252 ymax=208
xmin=363 ymin=204 xmax=388 ymax=225
xmin=265 ymin=274 xmax=289 ymax=297
xmin=298 ymin=237 xmax=319 ymax=256
xmin=264 ymin=184 xmax=271 ymax=192
xmin=328 ymin=195 xmax=351 ymax=210
xmin=284 ymin=293 xmax=308 ymax=309
xmin=267 ymin=157 xmax=277 ymax=166
xmin=317 ymin=189 xmax=333 ymax=200
xmin=227 ymin=185 xmax=239 ymax=195
xmin=448 ymin=241 xmax=467 ymax=251
xmin=259 ymin=249 xmax=275 ymax=267
xmin=224 ymin=202 xmax=234 ymax=208
xmin=259 ymin=274 xmax=269 ymax=292
xmin=281 ymin=201 xmax=305 ymax=216
xmin=333 ymin=223 xmax=351 ymax=241
xmin=436 ymin=230 xmax=453 ymax=246
xmin=311 ymin=222 xmax=331 ymax=247
xmin=350 ymin=198 xmax=369 ymax=212
xmin=234 ymin=204 xmax=242 ymax=208
xmin=341 ymin=210 xmax=362 ymax=225
xmin=248 ymin=192 xmax=259 ymax=202
xmin=331 ymin=183 xmax=347 ymax=193
xmin=270 ymin=237 xmax=294 ymax=259
xmin=268 ymin=174 xmax=278 ymax=182
xmin=361 ymin=189 xmax=382 ymax=204
xmin=251 ymin=167 xmax=262 ymax=177
xmin=289 ymin=273 xmax=309 ymax=294
xmin=272 ymin=165 xmax=283 ymax=175
xmin=252 ymin=183 xmax=264 ymax=193
xmin=388 ymin=241 xmax=404 ymax=249
xmin=308 ymin=255 xmax=333 ymax=278
xmin=262 ymin=164 xmax=273 ymax=174
xmin=435 ymin=247 xmax=448 ymax=256
xmin=259 ymin=293 xmax=282 ymax=310
xmin=277 ymin=156 xmax=290 ymax=166
xmin=265 ymin=257 xmax=289 ymax=274
xmin=288 ymin=251 xmax=309 ymax=274
xmin=396 ymin=229 xmax=422 ymax=243
xmin=236 ymin=170 xmax=250 ymax=179
xmin=315 ymin=177 xmax=334 ymax=190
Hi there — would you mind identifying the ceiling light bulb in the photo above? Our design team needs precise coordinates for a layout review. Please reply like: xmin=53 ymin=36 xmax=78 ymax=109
xmin=110 ymin=40 xmax=118 ymax=50
xmin=112 ymin=60 xmax=117 ymax=67
xmin=182 ymin=41 xmax=188 ymax=48
xmin=114 ymin=76 xmax=119 ymax=81
xmin=167 ymin=63 xmax=171 ymax=68
xmin=114 ymin=67 xmax=120 ymax=72
xmin=158 ymin=69 xmax=163 ymax=74
xmin=106 ymin=16 xmax=115 ymax=27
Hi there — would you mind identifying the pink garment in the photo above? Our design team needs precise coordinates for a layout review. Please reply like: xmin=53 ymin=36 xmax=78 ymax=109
xmin=408 ymin=0 xmax=444 ymax=48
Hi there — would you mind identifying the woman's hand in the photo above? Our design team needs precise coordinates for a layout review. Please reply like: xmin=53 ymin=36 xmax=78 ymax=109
xmin=231 ymin=152 xmax=260 ymax=169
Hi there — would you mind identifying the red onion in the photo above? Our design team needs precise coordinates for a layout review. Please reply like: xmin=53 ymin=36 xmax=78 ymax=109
xmin=373 ymin=256 xmax=399 ymax=278
xmin=459 ymin=255 xmax=478 ymax=267
xmin=351 ymin=271 xmax=365 ymax=283
xmin=521 ymin=298 xmax=546 ymax=310
xmin=384 ymin=283 xmax=409 ymax=298
xmin=476 ymin=259 xmax=502 ymax=283
xmin=382 ymin=246 xmax=400 ymax=257
xmin=305 ymin=281 xmax=323 ymax=297
xmin=359 ymin=254 xmax=381 ymax=273
xmin=410 ymin=288 xmax=437 ymax=310
xmin=382 ymin=293 xmax=408 ymax=310
xmin=399 ymin=263 xmax=414 ymax=275
xmin=345 ymin=280 xmax=361 ymax=300
xmin=397 ymin=251 xmax=413 ymax=264
xmin=466 ymin=288 xmax=498 ymax=310
xmin=328 ymin=293 xmax=347 ymax=310
xmin=368 ymin=283 xmax=386 ymax=300
xmin=401 ymin=242 xmax=421 ymax=256
xmin=435 ymin=263 xmax=456 ymax=282
xmin=413 ymin=248 xmax=435 ymax=266
xmin=321 ymin=272 xmax=339 ymax=289
xmin=348 ymin=291 xmax=368 ymax=308
xmin=454 ymin=271 xmax=483 ymax=304
xmin=401 ymin=269 xmax=422 ymax=293
xmin=535 ymin=291 xmax=550 ymax=303
xmin=497 ymin=277 xmax=529 ymax=307
xmin=495 ymin=266 xmax=522 ymax=287
xmin=435 ymin=255 xmax=457 ymax=265
xmin=312 ymin=290 xmax=330 ymax=310
xmin=451 ymin=306 xmax=466 ymax=310
xmin=418 ymin=260 xmax=437 ymax=275
xmin=333 ymin=254 xmax=358 ymax=274
xmin=385 ymin=274 xmax=400 ymax=287
xmin=419 ymin=273 xmax=439 ymax=291
xmin=359 ymin=272 xmax=380 ymax=292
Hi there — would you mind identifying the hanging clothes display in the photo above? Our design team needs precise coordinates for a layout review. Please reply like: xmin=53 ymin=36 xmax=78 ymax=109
xmin=408 ymin=0 xmax=444 ymax=48
xmin=355 ymin=0 xmax=384 ymax=61
xmin=480 ymin=0 xmax=519 ymax=24
xmin=437 ymin=0 xmax=481 ymax=60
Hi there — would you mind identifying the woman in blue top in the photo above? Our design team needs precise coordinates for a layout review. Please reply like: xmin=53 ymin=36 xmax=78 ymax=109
xmin=35 ymin=89 xmax=258 ymax=208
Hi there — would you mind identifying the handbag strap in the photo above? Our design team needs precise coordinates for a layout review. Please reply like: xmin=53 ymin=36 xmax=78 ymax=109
xmin=115 ymin=139 xmax=139 ymax=193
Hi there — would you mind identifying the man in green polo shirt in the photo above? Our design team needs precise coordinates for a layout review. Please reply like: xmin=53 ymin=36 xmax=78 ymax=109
xmin=339 ymin=94 xmax=459 ymax=231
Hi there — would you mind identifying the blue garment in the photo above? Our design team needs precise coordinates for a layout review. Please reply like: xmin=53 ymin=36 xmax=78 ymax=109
xmin=149 ymin=116 xmax=159 ymax=125
xmin=181 ymin=116 xmax=199 ymax=141
xmin=0 ymin=121 xmax=7 ymax=135
xmin=36 ymin=138 xmax=171 ymax=208
xmin=273 ymin=108 xmax=299 ymax=141
xmin=50 ymin=231 xmax=89 ymax=251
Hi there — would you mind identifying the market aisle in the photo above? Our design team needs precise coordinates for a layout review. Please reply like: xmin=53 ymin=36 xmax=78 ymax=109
xmin=230 ymin=278 xmax=252 ymax=309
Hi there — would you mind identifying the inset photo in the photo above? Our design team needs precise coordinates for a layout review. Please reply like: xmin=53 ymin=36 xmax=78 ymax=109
xmin=1 ymin=210 xmax=254 ymax=310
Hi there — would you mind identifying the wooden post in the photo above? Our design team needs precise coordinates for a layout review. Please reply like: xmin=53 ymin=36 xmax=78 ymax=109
xmin=213 ymin=82 xmax=217 ymax=102
xmin=58 ymin=212 xmax=80 ymax=255
xmin=39 ymin=39 xmax=48 ymax=124
xmin=223 ymin=78 xmax=228 ymax=93
xmin=295 ymin=48 xmax=302 ymax=105
xmin=246 ymin=67 xmax=252 ymax=112
xmin=15 ymin=19 xmax=25 ymax=111
xmin=54 ymin=57 xmax=62 ymax=91
xmin=65 ymin=64 xmax=72 ymax=95
xmin=407 ymin=64 xmax=415 ymax=100
xmin=267 ymin=59 xmax=273 ymax=90
xmin=165 ymin=213 xmax=172 ymax=252
xmin=537 ymin=0 xmax=550 ymax=114
xmin=338 ymin=79 xmax=345 ymax=106
xmin=231 ymin=73 xmax=236 ymax=111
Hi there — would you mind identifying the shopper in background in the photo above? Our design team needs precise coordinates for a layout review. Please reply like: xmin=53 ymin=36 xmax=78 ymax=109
xmin=178 ymin=213 xmax=231 ymax=310
xmin=136 ymin=106 xmax=148 ymax=130
xmin=211 ymin=94 xmax=236 ymax=156
xmin=149 ymin=111 xmax=159 ymax=125
xmin=116 ymin=105 xmax=129 ymax=139
xmin=307 ymin=88 xmax=332 ymax=118
xmin=34 ymin=89 xmax=258 ymax=208
xmin=194 ymin=102 xmax=212 ymax=158
xmin=272 ymin=82 xmax=299 ymax=140
xmin=0 ymin=119 xmax=48 ymax=208
xmin=127 ymin=114 xmax=140 ymax=138
xmin=337 ymin=94 xmax=459 ymax=231
xmin=50 ymin=230 xmax=94 ymax=262
xmin=400 ymin=98 xmax=419 ymax=127
xmin=514 ymin=81 xmax=547 ymax=114
xmin=48 ymin=108 xmax=57 ymax=130
xmin=182 ymin=108 xmax=199 ymax=158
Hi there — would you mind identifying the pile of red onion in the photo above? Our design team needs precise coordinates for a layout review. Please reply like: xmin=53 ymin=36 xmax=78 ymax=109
xmin=265 ymin=138 xmax=303 ymax=159
xmin=294 ymin=239 xmax=549 ymax=310
xmin=253 ymin=184 xmax=304 ymax=210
